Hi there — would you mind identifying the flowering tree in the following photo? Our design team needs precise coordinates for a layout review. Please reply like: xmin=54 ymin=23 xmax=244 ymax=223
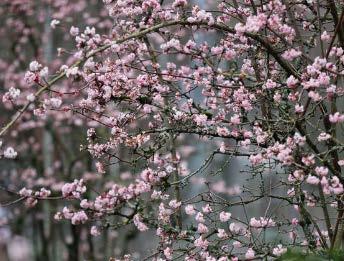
xmin=1 ymin=0 xmax=344 ymax=260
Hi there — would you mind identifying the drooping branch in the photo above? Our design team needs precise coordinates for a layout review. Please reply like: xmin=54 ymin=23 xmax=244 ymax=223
xmin=0 ymin=19 xmax=300 ymax=137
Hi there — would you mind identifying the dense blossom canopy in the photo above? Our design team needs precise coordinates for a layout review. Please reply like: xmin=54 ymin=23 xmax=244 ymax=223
xmin=1 ymin=0 xmax=344 ymax=260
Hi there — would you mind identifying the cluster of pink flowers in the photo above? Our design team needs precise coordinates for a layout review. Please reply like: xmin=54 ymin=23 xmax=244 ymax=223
xmin=24 ymin=61 xmax=48 ymax=85
xmin=250 ymin=217 xmax=276 ymax=228
xmin=1 ymin=0 xmax=344 ymax=260
xmin=61 ymin=179 xmax=86 ymax=199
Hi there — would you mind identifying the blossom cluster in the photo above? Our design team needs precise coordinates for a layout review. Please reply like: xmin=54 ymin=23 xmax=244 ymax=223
xmin=1 ymin=0 xmax=344 ymax=260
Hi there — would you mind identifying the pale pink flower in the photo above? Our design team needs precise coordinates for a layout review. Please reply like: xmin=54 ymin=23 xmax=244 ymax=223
xmin=315 ymin=166 xmax=328 ymax=177
xmin=318 ymin=132 xmax=331 ymax=141
xmin=272 ymin=244 xmax=287 ymax=256
xmin=90 ymin=226 xmax=101 ymax=236
xmin=295 ymin=104 xmax=304 ymax=113
xmin=70 ymin=26 xmax=79 ymax=36
xmin=194 ymin=114 xmax=208 ymax=126
xmin=219 ymin=211 xmax=231 ymax=222
xmin=19 ymin=188 xmax=33 ymax=197
xmin=4 ymin=147 xmax=17 ymax=159
xmin=229 ymin=223 xmax=243 ymax=234
xmin=249 ymin=154 xmax=263 ymax=165
xmin=230 ymin=114 xmax=241 ymax=125
xmin=282 ymin=49 xmax=302 ymax=61
xmin=172 ymin=0 xmax=187 ymax=8
xmin=133 ymin=214 xmax=149 ymax=231
xmin=306 ymin=175 xmax=320 ymax=185
xmin=286 ymin=75 xmax=299 ymax=88
xmin=217 ymin=228 xmax=227 ymax=239
xmin=7 ymin=87 xmax=20 ymax=100
xmin=24 ymin=71 xmax=36 ymax=84
xmin=71 ymin=211 xmax=88 ymax=225
xmin=292 ymin=218 xmax=299 ymax=225
xmin=245 ymin=248 xmax=255 ymax=259
xmin=50 ymin=19 xmax=60 ymax=29
xmin=185 ymin=204 xmax=196 ymax=215
xmin=164 ymin=247 xmax=173 ymax=260
xmin=194 ymin=236 xmax=209 ymax=249
xmin=95 ymin=161 xmax=106 ymax=174
xmin=61 ymin=179 xmax=86 ymax=199
xmin=329 ymin=112 xmax=344 ymax=123
xmin=202 ymin=204 xmax=212 ymax=213
xmin=232 ymin=241 xmax=241 ymax=248
xmin=169 ymin=199 xmax=181 ymax=209
xmin=197 ymin=223 xmax=208 ymax=234
xmin=217 ymin=127 xmax=229 ymax=137
xmin=29 ymin=61 xmax=41 ymax=71
xmin=321 ymin=31 xmax=331 ymax=41
xmin=250 ymin=217 xmax=276 ymax=228
xmin=195 ymin=212 xmax=205 ymax=223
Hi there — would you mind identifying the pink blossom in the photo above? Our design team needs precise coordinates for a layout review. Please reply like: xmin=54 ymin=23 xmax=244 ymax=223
xmin=282 ymin=49 xmax=302 ymax=61
xmin=37 ymin=188 xmax=51 ymax=198
xmin=7 ymin=87 xmax=20 ymax=100
xmin=164 ymin=247 xmax=173 ymax=260
xmin=315 ymin=166 xmax=328 ymax=177
xmin=219 ymin=211 xmax=231 ymax=222
xmin=29 ymin=61 xmax=41 ymax=71
xmin=329 ymin=112 xmax=344 ymax=123
xmin=217 ymin=228 xmax=227 ymax=239
xmin=249 ymin=154 xmax=264 ymax=165
xmin=195 ymin=212 xmax=205 ymax=223
xmin=26 ymin=93 xmax=35 ymax=102
xmin=185 ymin=204 xmax=196 ymax=215
xmin=61 ymin=179 xmax=86 ymax=199
xmin=306 ymin=175 xmax=320 ymax=185
xmin=65 ymin=67 xmax=79 ymax=78
xmin=229 ymin=223 xmax=243 ymax=234
xmin=250 ymin=217 xmax=276 ymax=228
xmin=321 ymin=31 xmax=331 ymax=41
xmin=194 ymin=236 xmax=209 ymax=250
xmin=217 ymin=127 xmax=229 ymax=136
xmin=202 ymin=204 xmax=212 ymax=213
xmin=44 ymin=97 xmax=62 ymax=109
xmin=244 ymin=13 xmax=267 ymax=33
xmin=4 ymin=147 xmax=17 ymax=159
xmin=70 ymin=26 xmax=79 ymax=36
xmin=90 ymin=226 xmax=101 ymax=236
xmin=245 ymin=248 xmax=255 ymax=259
xmin=19 ymin=188 xmax=33 ymax=197
xmin=172 ymin=0 xmax=187 ymax=8
xmin=308 ymin=91 xmax=322 ymax=102
xmin=194 ymin=114 xmax=208 ymax=126
xmin=264 ymin=79 xmax=278 ymax=89
xmin=50 ymin=19 xmax=60 ymax=29
xmin=302 ymin=155 xmax=315 ymax=166
xmin=291 ymin=218 xmax=299 ymax=225
xmin=230 ymin=114 xmax=241 ymax=125
xmin=272 ymin=244 xmax=287 ymax=256
xmin=197 ymin=223 xmax=208 ymax=234
xmin=233 ymin=241 xmax=241 ymax=248
xmin=24 ymin=71 xmax=37 ymax=85
xmin=169 ymin=199 xmax=181 ymax=209
xmin=80 ymin=199 xmax=91 ymax=209
xmin=95 ymin=161 xmax=106 ymax=174
xmin=133 ymin=214 xmax=149 ymax=231
xmin=286 ymin=75 xmax=299 ymax=88
xmin=71 ymin=211 xmax=88 ymax=225
xmin=318 ymin=132 xmax=331 ymax=141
